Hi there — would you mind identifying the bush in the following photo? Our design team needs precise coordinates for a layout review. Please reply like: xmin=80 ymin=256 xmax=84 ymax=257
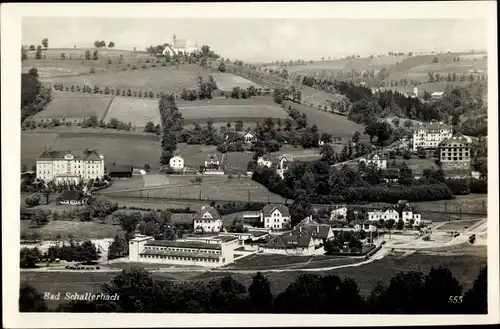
xmin=469 ymin=179 xmax=487 ymax=194
xmin=445 ymin=179 xmax=470 ymax=195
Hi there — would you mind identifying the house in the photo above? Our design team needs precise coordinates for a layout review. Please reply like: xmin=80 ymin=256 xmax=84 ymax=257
xmin=294 ymin=216 xmax=334 ymax=247
xmin=204 ymin=154 xmax=220 ymax=171
xmin=108 ymin=165 xmax=133 ymax=178
xmin=330 ymin=205 xmax=348 ymax=221
xmin=431 ymin=92 xmax=445 ymax=100
xmin=366 ymin=206 xmax=399 ymax=222
xmin=401 ymin=203 xmax=422 ymax=226
xmin=260 ymin=204 xmax=291 ymax=230
xmin=412 ymin=121 xmax=453 ymax=151
xmin=244 ymin=131 xmax=256 ymax=143
xmin=128 ymin=234 xmax=236 ymax=268
xmin=161 ymin=33 xmax=199 ymax=56
xmin=193 ymin=206 xmax=223 ymax=233
xmin=36 ymin=148 xmax=104 ymax=184
xmin=261 ymin=233 xmax=315 ymax=256
xmin=359 ymin=153 xmax=387 ymax=170
xmin=58 ymin=190 xmax=85 ymax=205
xmin=439 ymin=134 xmax=473 ymax=173
xmin=276 ymin=154 xmax=293 ymax=179
xmin=169 ymin=155 xmax=185 ymax=171
xmin=257 ymin=155 xmax=272 ymax=168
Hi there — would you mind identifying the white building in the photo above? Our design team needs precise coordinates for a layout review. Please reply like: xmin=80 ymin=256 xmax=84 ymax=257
xmin=162 ymin=33 xmax=199 ymax=56
xmin=330 ymin=205 xmax=348 ymax=221
xmin=431 ymin=92 xmax=445 ymax=100
xmin=276 ymin=154 xmax=293 ymax=179
xmin=366 ymin=207 xmax=399 ymax=222
xmin=257 ymin=155 xmax=272 ymax=168
xmin=128 ymin=234 xmax=238 ymax=268
xmin=401 ymin=203 xmax=422 ymax=226
xmin=244 ymin=132 xmax=256 ymax=143
xmin=36 ymin=149 xmax=104 ymax=184
xmin=193 ymin=206 xmax=223 ymax=233
xmin=359 ymin=153 xmax=387 ymax=170
xmin=412 ymin=121 xmax=453 ymax=151
xmin=260 ymin=204 xmax=291 ymax=230
xmin=169 ymin=155 xmax=185 ymax=171
xmin=204 ymin=153 xmax=220 ymax=171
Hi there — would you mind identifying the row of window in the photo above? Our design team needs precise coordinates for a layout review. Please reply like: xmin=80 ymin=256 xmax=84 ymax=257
xmin=140 ymin=254 xmax=221 ymax=262
xmin=145 ymin=246 xmax=221 ymax=254
xmin=442 ymin=157 xmax=469 ymax=161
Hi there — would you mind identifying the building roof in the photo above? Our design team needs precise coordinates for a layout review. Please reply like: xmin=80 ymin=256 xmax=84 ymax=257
xmin=261 ymin=204 xmax=290 ymax=217
xmin=431 ymin=92 xmax=445 ymax=96
xmin=109 ymin=165 xmax=133 ymax=173
xmin=264 ymin=233 xmax=312 ymax=249
xmin=279 ymin=154 xmax=293 ymax=162
xmin=206 ymin=153 xmax=219 ymax=162
xmin=366 ymin=153 xmax=387 ymax=161
xmin=197 ymin=206 xmax=222 ymax=220
xmin=60 ymin=190 xmax=82 ymax=201
xmin=258 ymin=155 xmax=271 ymax=162
xmin=440 ymin=134 xmax=473 ymax=146
xmin=140 ymin=249 xmax=221 ymax=260
xmin=145 ymin=240 xmax=221 ymax=250
xmin=37 ymin=149 xmax=102 ymax=160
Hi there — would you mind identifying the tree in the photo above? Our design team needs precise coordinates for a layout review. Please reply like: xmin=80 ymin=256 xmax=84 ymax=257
xmin=248 ymin=272 xmax=273 ymax=312
xmin=41 ymin=38 xmax=49 ymax=50
xmin=108 ymin=41 xmax=115 ymax=48
xmin=144 ymin=121 xmax=155 ymax=133
xmin=92 ymin=50 xmax=99 ymax=61
xmin=421 ymin=266 xmax=463 ymax=314
xmin=352 ymin=131 xmax=360 ymax=144
xmin=396 ymin=219 xmax=404 ymax=230
xmin=85 ymin=49 xmax=91 ymax=60
xmin=21 ymin=46 xmax=28 ymax=61
xmin=144 ymin=164 xmax=151 ymax=172
xmin=108 ymin=234 xmax=128 ymax=260
xmin=25 ymin=193 xmax=41 ymax=208
xmin=218 ymin=60 xmax=226 ymax=72
xmin=19 ymin=284 xmax=48 ymax=312
xmin=403 ymin=149 xmax=412 ymax=159
xmin=20 ymin=247 xmax=42 ymax=268
xmin=22 ymin=164 xmax=28 ymax=172
xmin=35 ymin=45 xmax=42 ymax=60
xmin=463 ymin=266 xmax=487 ymax=314
xmin=385 ymin=218 xmax=395 ymax=237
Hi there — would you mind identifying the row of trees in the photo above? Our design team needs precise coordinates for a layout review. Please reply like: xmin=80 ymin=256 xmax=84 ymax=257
xmin=158 ymin=95 xmax=185 ymax=165
xmin=20 ymin=265 xmax=488 ymax=314
xmin=21 ymin=68 xmax=52 ymax=123
xmin=94 ymin=40 xmax=115 ymax=48
xmin=20 ymin=240 xmax=99 ymax=268
xmin=53 ymin=82 xmax=162 ymax=99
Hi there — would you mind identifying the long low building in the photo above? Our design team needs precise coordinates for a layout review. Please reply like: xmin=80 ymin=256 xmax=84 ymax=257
xmin=128 ymin=234 xmax=238 ymax=267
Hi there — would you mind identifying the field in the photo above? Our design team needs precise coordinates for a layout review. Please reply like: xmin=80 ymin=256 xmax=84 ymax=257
xmin=223 ymin=152 xmax=254 ymax=173
xmin=271 ymin=145 xmax=324 ymax=162
xmin=101 ymin=96 xmax=288 ymax=127
xmin=20 ymin=220 xmax=122 ymax=241
xmin=21 ymin=130 xmax=161 ymax=170
xmin=32 ymin=94 xmax=113 ymax=122
xmin=38 ymin=64 xmax=211 ymax=94
xmin=210 ymin=72 xmax=262 ymax=92
xmin=21 ymin=252 xmax=487 ymax=309
xmin=283 ymin=101 xmax=366 ymax=139
xmin=102 ymin=175 xmax=285 ymax=203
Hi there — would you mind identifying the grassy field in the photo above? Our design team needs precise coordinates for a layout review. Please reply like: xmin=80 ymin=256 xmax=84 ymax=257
xmin=104 ymin=175 xmax=285 ymax=203
xmin=21 ymin=130 xmax=161 ymax=170
xmin=39 ymin=64 xmax=212 ymax=94
xmin=284 ymin=101 xmax=366 ymax=138
xmin=210 ymin=72 xmax=262 ymax=92
xmin=21 ymin=251 xmax=486 ymax=309
xmin=32 ymin=94 xmax=113 ymax=122
xmin=223 ymin=152 xmax=254 ymax=173
xmin=20 ymin=220 xmax=122 ymax=241
xmin=271 ymin=145 xmax=324 ymax=163
xmin=105 ymin=96 xmax=159 ymax=127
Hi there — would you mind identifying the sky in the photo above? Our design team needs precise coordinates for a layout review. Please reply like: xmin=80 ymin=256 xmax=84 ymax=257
xmin=22 ymin=17 xmax=487 ymax=62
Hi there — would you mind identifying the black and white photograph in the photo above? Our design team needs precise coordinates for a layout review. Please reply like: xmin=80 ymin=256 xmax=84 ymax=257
xmin=2 ymin=2 xmax=498 ymax=327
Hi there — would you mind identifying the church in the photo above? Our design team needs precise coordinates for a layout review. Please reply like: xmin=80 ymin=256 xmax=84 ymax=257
xmin=162 ymin=33 xmax=199 ymax=56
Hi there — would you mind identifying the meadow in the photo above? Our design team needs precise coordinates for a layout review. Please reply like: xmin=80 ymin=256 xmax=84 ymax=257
xmin=21 ymin=130 xmax=161 ymax=170
xmin=32 ymin=94 xmax=113 ymax=122
xmin=20 ymin=220 xmax=122 ymax=241
xmin=210 ymin=72 xmax=263 ymax=92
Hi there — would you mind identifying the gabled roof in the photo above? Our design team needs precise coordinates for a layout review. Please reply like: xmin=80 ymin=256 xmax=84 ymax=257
xmin=206 ymin=153 xmax=219 ymax=162
xmin=196 ymin=206 xmax=222 ymax=220
xmin=366 ymin=153 xmax=387 ymax=161
xmin=262 ymin=204 xmax=290 ymax=217
xmin=440 ymin=134 xmax=473 ymax=146
xmin=258 ymin=155 xmax=271 ymax=162
xmin=292 ymin=225 xmax=332 ymax=240
xmin=264 ymin=233 xmax=312 ymax=249
xmin=37 ymin=149 xmax=103 ymax=161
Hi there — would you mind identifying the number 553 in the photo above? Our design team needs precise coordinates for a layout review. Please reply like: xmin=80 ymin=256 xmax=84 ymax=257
xmin=448 ymin=296 xmax=463 ymax=303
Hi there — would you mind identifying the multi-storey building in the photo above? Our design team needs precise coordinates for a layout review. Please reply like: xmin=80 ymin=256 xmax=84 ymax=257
xmin=358 ymin=153 xmax=387 ymax=170
xmin=257 ymin=155 xmax=272 ymax=168
xmin=193 ymin=206 xmax=223 ymax=233
xmin=36 ymin=149 xmax=104 ymax=184
xmin=169 ymin=155 xmax=185 ymax=171
xmin=128 ymin=234 xmax=238 ymax=268
xmin=412 ymin=121 xmax=453 ymax=151
xmin=260 ymin=204 xmax=291 ymax=230
xmin=439 ymin=135 xmax=473 ymax=173
xmin=366 ymin=206 xmax=399 ymax=222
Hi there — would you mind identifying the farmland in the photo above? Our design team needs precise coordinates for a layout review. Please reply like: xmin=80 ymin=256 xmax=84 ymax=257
xmin=210 ymin=72 xmax=262 ymax=91
xmin=21 ymin=130 xmax=161 ymax=170
xmin=32 ymin=94 xmax=113 ymax=122
xmin=102 ymin=175 xmax=285 ymax=203
xmin=20 ymin=219 xmax=122 ymax=241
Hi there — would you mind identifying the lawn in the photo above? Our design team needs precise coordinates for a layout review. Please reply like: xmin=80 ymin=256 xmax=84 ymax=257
xmin=224 ymin=254 xmax=312 ymax=270
xmin=223 ymin=152 xmax=253 ymax=173
xmin=175 ymin=143 xmax=221 ymax=169
xmin=178 ymin=103 xmax=288 ymax=123
xmin=271 ymin=145 xmax=323 ymax=163
xmin=104 ymin=175 xmax=285 ymax=203
xmin=437 ymin=219 xmax=483 ymax=232
xmin=20 ymin=220 xmax=123 ymax=241
xmin=32 ymin=94 xmax=114 ymax=122
xmin=210 ymin=72 xmax=263 ymax=92
xmin=105 ymin=96 xmax=159 ymax=127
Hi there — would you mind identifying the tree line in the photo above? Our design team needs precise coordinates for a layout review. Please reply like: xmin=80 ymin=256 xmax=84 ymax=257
xmin=21 ymin=68 xmax=52 ymax=123
xmin=20 ymin=265 xmax=487 ymax=314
